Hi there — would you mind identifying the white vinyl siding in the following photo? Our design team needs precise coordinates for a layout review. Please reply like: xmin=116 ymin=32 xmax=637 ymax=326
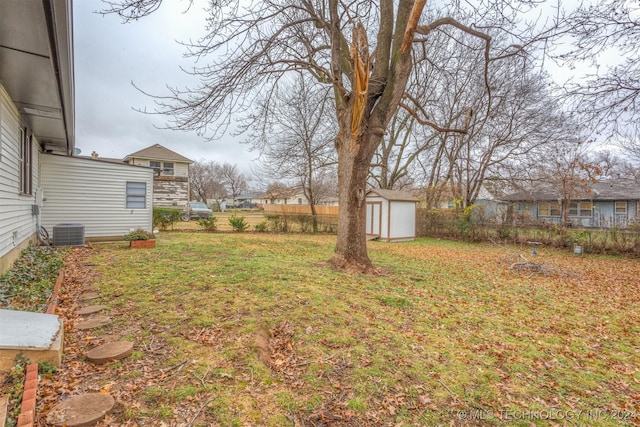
xmin=40 ymin=154 xmax=154 ymax=238
xmin=0 ymin=85 xmax=39 ymax=261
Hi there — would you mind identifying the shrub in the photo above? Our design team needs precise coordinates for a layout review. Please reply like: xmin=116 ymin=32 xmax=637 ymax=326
xmin=123 ymin=228 xmax=155 ymax=241
xmin=293 ymin=214 xmax=314 ymax=232
xmin=266 ymin=214 xmax=288 ymax=232
xmin=254 ymin=221 xmax=269 ymax=232
xmin=456 ymin=204 xmax=479 ymax=240
xmin=153 ymin=208 xmax=182 ymax=230
xmin=229 ymin=214 xmax=249 ymax=232
xmin=197 ymin=216 xmax=218 ymax=231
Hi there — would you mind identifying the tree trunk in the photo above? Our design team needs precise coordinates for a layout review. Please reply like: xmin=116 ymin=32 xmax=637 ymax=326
xmin=329 ymin=126 xmax=381 ymax=273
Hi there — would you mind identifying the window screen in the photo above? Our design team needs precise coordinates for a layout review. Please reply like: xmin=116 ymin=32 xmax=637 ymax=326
xmin=126 ymin=182 xmax=146 ymax=208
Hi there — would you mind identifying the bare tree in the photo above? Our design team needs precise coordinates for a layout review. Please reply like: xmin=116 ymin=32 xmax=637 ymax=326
xmin=252 ymin=74 xmax=337 ymax=231
xmin=555 ymin=0 xmax=640 ymax=159
xmin=104 ymin=0 xmax=547 ymax=272
xmin=219 ymin=163 xmax=247 ymax=198
xmin=189 ymin=159 xmax=223 ymax=203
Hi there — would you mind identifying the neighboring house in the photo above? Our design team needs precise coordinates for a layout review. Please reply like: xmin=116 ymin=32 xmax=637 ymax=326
xmin=263 ymin=187 xmax=308 ymax=205
xmin=501 ymin=180 xmax=640 ymax=228
xmin=261 ymin=187 xmax=339 ymax=206
xmin=124 ymin=144 xmax=193 ymax=210
xmin=0 ymin=0 xmax=154 ymax=272
xmin=232 ymin=192 xmax=264 ymax=208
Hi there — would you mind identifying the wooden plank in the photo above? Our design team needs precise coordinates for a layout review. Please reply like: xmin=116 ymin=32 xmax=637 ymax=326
xmin=263 ymin=205 xmax=339 ymax=216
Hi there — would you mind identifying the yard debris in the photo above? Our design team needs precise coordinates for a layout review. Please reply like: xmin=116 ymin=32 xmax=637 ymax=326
xmin=505 ymin=254 xmax=579 ymax=278
xmin=266 ymin=321 xmax=299 ymax=375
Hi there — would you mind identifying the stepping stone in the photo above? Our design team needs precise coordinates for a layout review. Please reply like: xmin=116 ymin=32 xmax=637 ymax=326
xmin=46 ymin=393 xmax=115 ymax=426
xmin=86 ymin=341 xmax=134 ymax=365
xmin=76 ymin=316 xmax=112 ymax=330
xmin=77 ymin=305 xmax=107 ymax=316
xmin=80 ymin=292 xmax=100 ymax=301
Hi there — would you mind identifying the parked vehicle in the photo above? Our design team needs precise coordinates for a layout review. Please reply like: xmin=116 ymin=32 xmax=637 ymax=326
xmin=181 ymin=201 xmax=213 ymax=221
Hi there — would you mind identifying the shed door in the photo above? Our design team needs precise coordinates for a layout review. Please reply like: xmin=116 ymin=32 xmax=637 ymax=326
xmin=366 ymin=202 xmax=382 ymax=237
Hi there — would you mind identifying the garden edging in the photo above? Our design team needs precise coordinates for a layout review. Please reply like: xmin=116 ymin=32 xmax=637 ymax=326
xmin=15 ymin=269 xmax=64 ymax=427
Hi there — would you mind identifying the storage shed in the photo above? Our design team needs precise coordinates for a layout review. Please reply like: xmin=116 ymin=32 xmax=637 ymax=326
xmin=365 ymin=189 xmax=418 ymax=242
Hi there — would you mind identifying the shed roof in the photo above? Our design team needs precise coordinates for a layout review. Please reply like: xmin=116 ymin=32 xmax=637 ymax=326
xmin=366 ymin=189 xmax=419 ymax=202
xmin=124 ymin=144 xmax=193 ymax=163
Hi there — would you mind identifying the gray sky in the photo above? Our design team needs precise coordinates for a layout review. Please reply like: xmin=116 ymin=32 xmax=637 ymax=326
xmin=73 ymin=0 xmax=256 ymax=171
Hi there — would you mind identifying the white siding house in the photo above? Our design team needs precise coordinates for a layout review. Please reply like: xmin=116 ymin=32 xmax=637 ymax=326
xmin=40 ymin=154 xmax=154 ymax=239
xmin=0 ymin=86 xmax=42 ymax=271
xmin=1 ymin=0 xmax=153 ymax=272
xmin=0 ymin=0 xmax=75 ymax=272
xmin=365 ymin=189 xmax=418 ymax=242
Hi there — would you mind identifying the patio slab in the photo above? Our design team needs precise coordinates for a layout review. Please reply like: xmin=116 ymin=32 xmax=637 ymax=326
xmin=0 ymin=309 xmax=63 ymax=371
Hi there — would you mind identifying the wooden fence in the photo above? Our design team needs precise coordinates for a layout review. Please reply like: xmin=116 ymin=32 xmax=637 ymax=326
xmin=263 ymin=205 xmax=339 ymax=216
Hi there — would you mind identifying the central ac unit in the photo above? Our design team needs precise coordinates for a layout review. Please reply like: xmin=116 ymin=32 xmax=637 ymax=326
xmin=53 ymin=224 xmax=85 ymax=246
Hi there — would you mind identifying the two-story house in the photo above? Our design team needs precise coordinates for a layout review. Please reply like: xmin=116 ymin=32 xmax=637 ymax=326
xmin=124 ymin=144 xmax=193 ymax=210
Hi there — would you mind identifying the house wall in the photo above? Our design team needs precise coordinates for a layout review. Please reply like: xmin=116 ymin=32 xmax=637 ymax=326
xmin=593 ymin=201 xmax=638 ymax=228
xmin=128 ymin=158 xmax=189 ymax=178
xmin=0 ymin=85 xmax=40 ymax=272
xmin=126 ymin=158 xmax=189 ymax=208
xmin=153 ymin=179 xmax=189 ymax=209
xmin=515 ymin=200 xmax=638 ymax=228
xmin=40 ymin=154 xmax=154 ymax=239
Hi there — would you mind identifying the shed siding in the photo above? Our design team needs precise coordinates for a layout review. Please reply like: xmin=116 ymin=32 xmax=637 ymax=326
xmin=40 ymin=154 xmax=154 ymax=238
xmin=0 ymin=85 xmax=39 ymax=263
xmin=388 ymin=201 xmax=416 ymax=241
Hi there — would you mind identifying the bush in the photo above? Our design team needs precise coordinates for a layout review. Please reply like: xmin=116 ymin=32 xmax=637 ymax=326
xmin=229 ymin=214 xmax=249 ymax=232
xmin=293 ymin=214 xmax=314 ymax=232
xmin=266 ymin=214 xmax=289 ymax=232
xmin=153 ymin=208 xmax=182 ymax=230
xmin=123 ymin=228 xmax=155 ymax=241
xmin=456 ymin=204 xmax=480 ymax=240
xmin=254 ymin=221 xmax=269 ymax=232
xmin=197 ymin=216 xmax=218 ymax=231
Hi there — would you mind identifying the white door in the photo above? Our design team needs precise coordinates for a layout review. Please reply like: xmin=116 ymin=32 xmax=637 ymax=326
xmin=366 ymin=202 xmax=382 ymax=237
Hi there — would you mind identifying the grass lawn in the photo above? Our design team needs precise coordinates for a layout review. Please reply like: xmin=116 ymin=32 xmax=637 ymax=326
xmin=43 ymin=233 xmax=640 ymax=426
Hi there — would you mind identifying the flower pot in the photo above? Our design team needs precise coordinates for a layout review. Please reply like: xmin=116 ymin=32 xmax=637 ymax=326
xmin=130 ymin=240 xmax=156 ymax=248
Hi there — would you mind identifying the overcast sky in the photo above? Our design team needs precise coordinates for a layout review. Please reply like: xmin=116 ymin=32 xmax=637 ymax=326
xmin=73 ymin=0 xmax=256 ymax=172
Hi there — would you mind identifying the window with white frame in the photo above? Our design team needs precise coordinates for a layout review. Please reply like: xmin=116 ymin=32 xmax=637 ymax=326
xmin=126 ymin=182 xmax=146 ymax=208
xmin=615 ymin=201 xmax=627 ymax=215
xmin=19 ymin=127 xmax=32 ymax=195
